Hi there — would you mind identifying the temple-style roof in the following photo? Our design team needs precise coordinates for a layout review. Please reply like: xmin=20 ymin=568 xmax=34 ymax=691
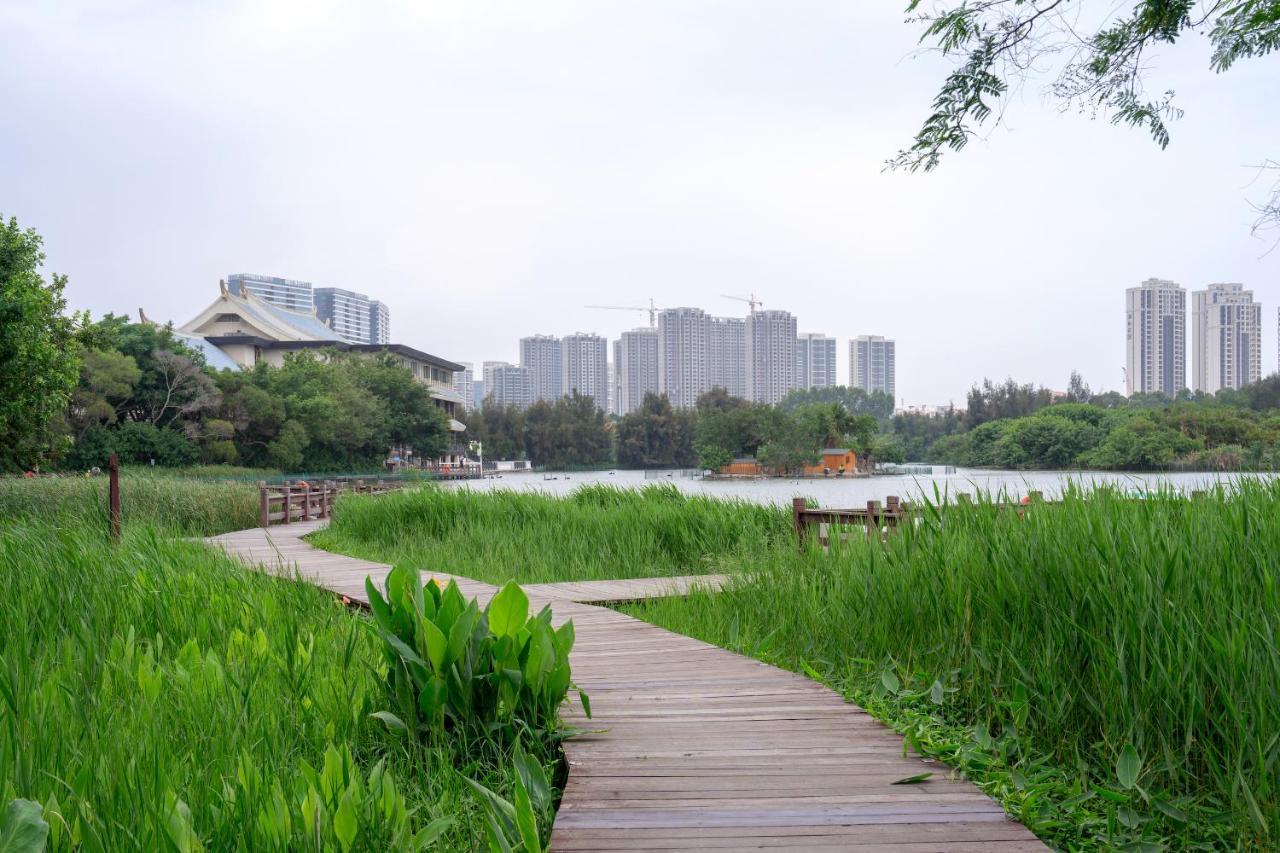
xmin=178 ymin=281 xmax=338 ymax=342
xmin=171 ymin=332 xmax=243 ymax=371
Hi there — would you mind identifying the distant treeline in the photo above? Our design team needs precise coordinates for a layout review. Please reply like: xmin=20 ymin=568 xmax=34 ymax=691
xmin=468 ymin=386 xmax=896 ymax=472
xmin=893 ymin=374 xmax=1280 ymax=470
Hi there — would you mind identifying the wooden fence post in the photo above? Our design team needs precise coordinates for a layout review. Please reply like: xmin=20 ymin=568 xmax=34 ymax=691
xmin=886 ymin=495 xmax=900 ymax=532
xmin=302 ymin=483 xmax=311 ymax=521
xmin=866 ymin=500 xmax=880 ymax=538
xmin=259 ymin=481 xmax=269 ymax=527
xmin=792 ymin=497 xmax=807 ymax=544
xmin=108 ymin=452 xmax=121 ymax=543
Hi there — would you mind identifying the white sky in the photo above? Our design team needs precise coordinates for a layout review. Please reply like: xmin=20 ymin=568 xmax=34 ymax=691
xmin=3 ymin=0 xmax=1278 ymax=405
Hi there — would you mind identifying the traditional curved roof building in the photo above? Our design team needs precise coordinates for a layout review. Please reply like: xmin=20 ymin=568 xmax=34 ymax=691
xmin=146 ymin=280 xmax=469 ymax=464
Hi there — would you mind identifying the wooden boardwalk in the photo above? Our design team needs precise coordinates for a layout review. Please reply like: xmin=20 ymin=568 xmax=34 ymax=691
xmin=206 ymin=523 xmax=1044 ymax=852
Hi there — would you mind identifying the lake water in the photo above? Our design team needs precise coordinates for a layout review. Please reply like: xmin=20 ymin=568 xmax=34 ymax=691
xmin=448 ymin=468 xmax=1277 ymax=508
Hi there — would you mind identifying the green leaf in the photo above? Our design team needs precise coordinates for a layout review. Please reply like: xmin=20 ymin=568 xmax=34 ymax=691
xmin=880 ymin=670 xmax=900 ymax=694
xmin=930 ymin=679 xmax=944 ymax=705
xmin=378 ymin=627 xmax=427 ymax=669
xmin=577 ymin=687 xmax=592 ymax=719
xmin=411 ymin=816 xmax=454 ymax=850
xmin=420 ymin=617 xmax=448 ymax=672
xmin=553 ymin=620 xmax=575 ymax=657
xmin=512 ymin=772 xmax=540 ymax=853
xmin=446 ymin=604 xmax=479 ymax=669
xmin=418 ymin=677 xmax=448 ymax=726
xmin=488 ymin=583 xmax=529 ymax=638
xmin=366 ymin=576 xmax=392 ymax=631
xmin=1152 ymin=797 xmax=1187 ymax=824
xmin=513 ymin=746 xmax=553 ymax=816
xmin=1116 ymin=743 xmax=1142 ymax=790
xmin=1095 ymin=786 xmax=1129 ymax=804
xmin=0 ymin=799 xmax=49 ymax=853
xmin=334 ymin=787 xmax=358 ymax=852
xmin=369 ymin=711 xmax=408 ymax=734
xmin=891 ymin=772 xmax=933 ymax=785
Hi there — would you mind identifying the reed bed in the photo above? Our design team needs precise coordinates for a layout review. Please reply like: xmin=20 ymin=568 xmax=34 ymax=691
xmin=0 ymin=520 xmax=549 ymax=850
xmin=313 ymin=483 xmax=791 ymax=584
xmin=624 ymin=482 xmax=1280 ymax=849
xmin=0 ymin=472 xmax=258 ymax=535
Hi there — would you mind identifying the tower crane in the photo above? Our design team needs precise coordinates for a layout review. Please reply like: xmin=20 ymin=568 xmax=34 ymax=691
xmin=585 ymin=298 xmax=661 ymax=328
xmin=721 ymin=293 xmax=763 ymax=314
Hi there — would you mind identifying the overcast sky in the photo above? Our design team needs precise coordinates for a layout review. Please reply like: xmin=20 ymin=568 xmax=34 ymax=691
xmin=3 ymin=1 xmax=1278 ymax=405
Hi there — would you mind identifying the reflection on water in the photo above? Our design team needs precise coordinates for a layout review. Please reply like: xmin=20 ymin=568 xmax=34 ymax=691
xmin=445 ymin=468 xmax=1277 ymax=507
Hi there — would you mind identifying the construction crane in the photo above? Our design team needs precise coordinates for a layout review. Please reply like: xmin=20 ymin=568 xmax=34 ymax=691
xmin=721 ymin=293 xmax=763 ymax=314
xmin=585 ymin=298 xmax=661 ymax=328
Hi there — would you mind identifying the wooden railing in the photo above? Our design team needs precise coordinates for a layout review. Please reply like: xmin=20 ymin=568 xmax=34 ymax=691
xmin=792 ymin=496 xmax=912 ymax=547
xmin=791 ymin=492 xmax=1051 ymax=548
xmin=258 ymin=479 xmax=402 ymax=527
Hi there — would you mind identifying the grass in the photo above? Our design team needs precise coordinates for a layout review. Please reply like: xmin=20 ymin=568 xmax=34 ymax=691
xmin=0 ymin=517 xmax=558 ymax=850
xmin=0 ymin=472 xmax=259 ymax=535
xmin=620 ymin=482 xmax=1280 ymax=850
xmin=311 ymin=483 xmax=790 ymax=584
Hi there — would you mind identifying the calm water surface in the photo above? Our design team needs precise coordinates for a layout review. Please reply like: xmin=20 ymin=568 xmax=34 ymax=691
xmin=447 ymin=468 xmax=1277 ymax=508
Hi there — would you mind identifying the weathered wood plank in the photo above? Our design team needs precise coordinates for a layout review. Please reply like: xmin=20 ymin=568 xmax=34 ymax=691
xmin=204 ymin=520 xmax=1045 ymax=851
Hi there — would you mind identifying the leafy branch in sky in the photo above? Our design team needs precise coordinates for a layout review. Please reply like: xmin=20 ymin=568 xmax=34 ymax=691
xmin=891 ymin=1 xmax=1280 ymax=227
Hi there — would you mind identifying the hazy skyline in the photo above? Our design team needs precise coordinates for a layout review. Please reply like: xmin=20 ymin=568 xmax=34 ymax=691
xmin=3 ymin=1 xmax=1277 ymax=405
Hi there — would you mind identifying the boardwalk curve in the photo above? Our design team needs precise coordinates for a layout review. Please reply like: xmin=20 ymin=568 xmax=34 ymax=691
xmin=206 ymin=522 xmax=1044 ymax=851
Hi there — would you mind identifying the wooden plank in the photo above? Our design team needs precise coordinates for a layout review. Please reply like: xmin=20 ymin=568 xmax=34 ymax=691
xmin=205 ymin=519 xmax=1045 ymax=851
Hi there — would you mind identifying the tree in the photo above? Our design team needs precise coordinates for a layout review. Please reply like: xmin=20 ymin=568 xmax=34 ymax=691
xmin=778 ymin=386 xmax=895 ymax=422
xmin=344 ymin=352 xmax=450 ymax=461
xmin=894 ymin=1 xmax=1280 ymax=230
xmin=68 ymin=349 xmax=142 ymax=439
xmin=617 ymin=393 xmax=697 ymax=469
xmin=0 ymin=216 xmax=81 ymax=470
xmin=522 ymin=393 xmax=613 ymax=469
xmin=965 ymin=378 xmax=1055 ymax=428
xmin=1065 ymin=371 xmax=1092 ymax=404
xmin=470 ymin=404 xmax=527 ymax=460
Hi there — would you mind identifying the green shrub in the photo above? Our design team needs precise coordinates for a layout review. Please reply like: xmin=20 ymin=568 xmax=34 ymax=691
xmin=366 ymin=570 xmax=585 ymax=750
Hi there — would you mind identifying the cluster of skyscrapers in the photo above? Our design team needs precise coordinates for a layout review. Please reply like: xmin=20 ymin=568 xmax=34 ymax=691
xmin=454 ymin=306 xmax=896 ymax=414
xmin=1125 ymin=278 xmax=1263 ymax=396
xmin=227 ymin=273 xmax=390 ymax=346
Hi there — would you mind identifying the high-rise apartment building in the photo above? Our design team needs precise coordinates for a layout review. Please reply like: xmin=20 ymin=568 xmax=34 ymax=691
xmin=796 ymin=333 xmax=838 ymax=390
xmin=488 ymin=365 xmax=534 ymax=409
xmin=314 ymin=287 xmax=373 ymax=345
xmin=1192 ymin=284 xmax=1261 ymax=394
xmin=614 ymin=327 xmax=660 ymax=415
xmin=745 ymin=310 xmax=797 ymax=404
xmin=561 ymin=333 xmax=609 ymax=410
xmin=657 ymin=308 xmax=712 ymax=409
xmin=482 ymin=361 xmax=510 ymax=392
xmin=369 ymin=300 xmax=390 ymax=345
xmin=1125 ymin=278 xmax=1186 ymax=396
xmin=451 ymin=362 xmax=476 ymax=412
xmin=709 ymin=317 xmax=747 ymax=398
xmin=226 ymin=273 xmax=313 ymax=313
xmin=519 ymin=334 xmax=563 ymax=403
xmin=849 ymin=335 xmax=896 ymax=397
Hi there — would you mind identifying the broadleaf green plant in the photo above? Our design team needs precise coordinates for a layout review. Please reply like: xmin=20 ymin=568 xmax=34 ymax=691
xmin=366 ymin=570 xmax=586 ymax=753
xmin=464 ymin=744 xmax=554 ymax=853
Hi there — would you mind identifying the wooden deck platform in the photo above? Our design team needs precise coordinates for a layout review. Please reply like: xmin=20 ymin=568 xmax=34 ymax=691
xmin=206 ymin=522 xmax=1044 ymax=852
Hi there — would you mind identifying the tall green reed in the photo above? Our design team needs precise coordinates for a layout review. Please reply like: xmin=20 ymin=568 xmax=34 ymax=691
xmin=314 ymin=483 xmax=790 ymax=584
xmin=626 ymin=481 xmax=1280 ymax=849
xmin=0 ymin=520 xmax=545 ymax=850
xmin=0 ymin=473 xmax=257 ymax=535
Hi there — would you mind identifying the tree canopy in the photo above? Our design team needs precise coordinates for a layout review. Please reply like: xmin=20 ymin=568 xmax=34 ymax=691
xmin=0 ymin=216 xmax=81 ymax=471
xmin=895 ymin=1 xmax=1280 ymax=229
